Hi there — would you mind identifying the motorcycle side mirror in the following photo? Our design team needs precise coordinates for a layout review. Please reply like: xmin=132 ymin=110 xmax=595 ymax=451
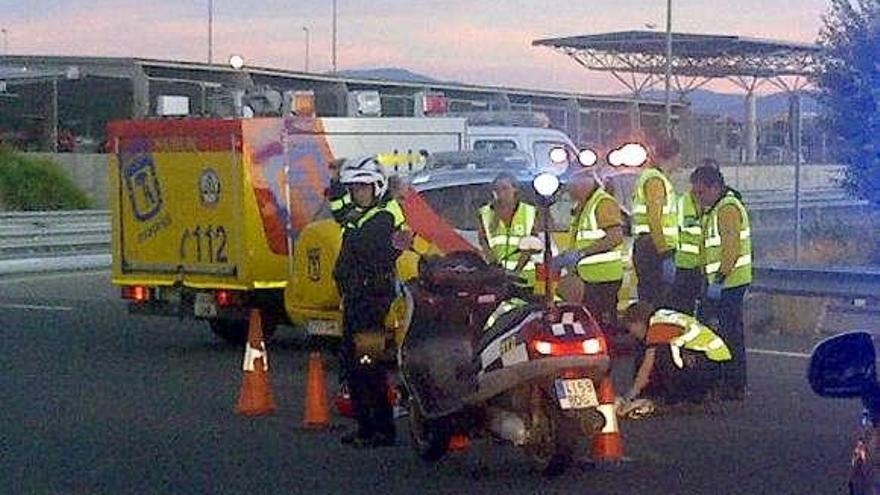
xmin=808 ymin=331 xmax=877 ymax=399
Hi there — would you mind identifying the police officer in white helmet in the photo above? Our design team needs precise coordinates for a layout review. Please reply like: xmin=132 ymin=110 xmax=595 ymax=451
xmin=334 ymin=156 xmax=407 ymax=448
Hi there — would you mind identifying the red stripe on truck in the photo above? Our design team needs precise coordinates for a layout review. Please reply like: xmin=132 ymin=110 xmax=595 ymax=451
xmin=107 ymin=119 xmax=243 ymax=153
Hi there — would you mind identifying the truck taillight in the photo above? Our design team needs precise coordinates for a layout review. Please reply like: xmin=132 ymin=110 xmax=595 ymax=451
xmin=216 ymin=290 xmax=241 ymax=307
xmin=122 ymin=285 xmax=150 ymax=302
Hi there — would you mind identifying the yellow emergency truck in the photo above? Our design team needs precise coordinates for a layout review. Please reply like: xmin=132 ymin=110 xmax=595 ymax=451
xmin=109 ymin=116 xmax=467 ymax=343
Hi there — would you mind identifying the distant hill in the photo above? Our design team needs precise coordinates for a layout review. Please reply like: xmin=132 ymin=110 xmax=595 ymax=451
xmin=641 ymin=89 xmax=819 ymax=120
xmin=335 ymin=68 xmax=443 ymax=83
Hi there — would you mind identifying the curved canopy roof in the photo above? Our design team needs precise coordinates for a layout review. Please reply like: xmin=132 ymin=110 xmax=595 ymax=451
xmin=533 ymin=30 xmax=820 ymax=79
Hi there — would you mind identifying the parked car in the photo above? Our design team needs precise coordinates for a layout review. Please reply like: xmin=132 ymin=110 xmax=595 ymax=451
xmin=808 ymin=331 xmax=880 ymax=495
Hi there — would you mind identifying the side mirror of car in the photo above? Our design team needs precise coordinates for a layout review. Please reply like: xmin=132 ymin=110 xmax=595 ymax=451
xmin=808 ymin=331 xmax=877 ymax=399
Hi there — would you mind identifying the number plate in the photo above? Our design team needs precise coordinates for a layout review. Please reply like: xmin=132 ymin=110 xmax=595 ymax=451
xmin=193 ymin=292 xmax=217 ymax=318
xmin=554 ymin=378 xmax=598 ymax=410
xmin=307 ymin=319 xmax=340 ymax=337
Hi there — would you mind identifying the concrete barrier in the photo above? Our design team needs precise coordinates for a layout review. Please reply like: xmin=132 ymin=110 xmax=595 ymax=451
xmin=27 ymin=153 xmax=109 ymax=209
xmin=670 ymin=163 xmax=845 ymax=193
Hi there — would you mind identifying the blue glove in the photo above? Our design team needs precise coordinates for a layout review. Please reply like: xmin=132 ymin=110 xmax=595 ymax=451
xmin=707 ymin=281 xmax=724 ymax=300
xmin=661 ymin=256 xmax=676 ymax=284
xmin=551 ymin=250 xmax=582 ymax=271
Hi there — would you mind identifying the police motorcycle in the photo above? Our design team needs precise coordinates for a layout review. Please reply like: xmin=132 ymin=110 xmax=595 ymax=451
xmin=398 ymin=163 xmax=613 ymax=476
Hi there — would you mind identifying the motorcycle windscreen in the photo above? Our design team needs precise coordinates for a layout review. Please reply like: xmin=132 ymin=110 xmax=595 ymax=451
xmin=399 ymin=284 xmax=478 ymax=419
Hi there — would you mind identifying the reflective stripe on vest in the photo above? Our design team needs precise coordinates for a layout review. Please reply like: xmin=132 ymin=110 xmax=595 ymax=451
xmin=631 ymin=168 xmax=679 ymax=249
xmin=330 ymin=193 xmax=351 ymax=213
xmin=649 ymin=309 xmax=732 ymax=365
xmin=675 ymin=191 xmax=702 ymax=269
xmin=352 ymin=198 xmax=407 ymax=230
xmin=484 ymin=297 xmax=528 ymax=330
xmin=479 ymin=202 xmax=537 ymax=273
xmin=702 ymin=192 xmax=752 ymax=288
xmin=569 ymin=188 xmax=624 ymax=283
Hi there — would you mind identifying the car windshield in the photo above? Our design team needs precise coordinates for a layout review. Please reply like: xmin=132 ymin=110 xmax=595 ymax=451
xmin=418 ymin=181 xmax=574 ymax=232
xmin=533 ymin=141 xmax=578 ymax=173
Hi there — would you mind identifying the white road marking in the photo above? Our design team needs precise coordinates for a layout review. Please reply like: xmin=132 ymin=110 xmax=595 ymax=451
xmin=747 ymin=348 xmax=810 ymax=359
xmin=0 ymin=303 xmax=74 ymax=312
xmin=0 ymin=269 xmax=109 ymax=284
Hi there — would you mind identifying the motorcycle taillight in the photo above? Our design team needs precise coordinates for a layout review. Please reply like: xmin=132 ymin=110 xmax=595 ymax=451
xmin=531 ymin=336 xmax=607 ymax=357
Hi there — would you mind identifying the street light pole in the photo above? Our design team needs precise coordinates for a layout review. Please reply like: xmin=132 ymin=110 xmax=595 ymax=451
xmin=208 ymin=0 xmax=214 ymax=64
xmin=664 ymin=0 xmax=673 ymax=137
xmin=303 ymin=26 xmax=310 ymax=72
xmin=1 ymin=29 xmax=7 ymax=56
xmin=332 ymin=0 xmax=338 ymax=73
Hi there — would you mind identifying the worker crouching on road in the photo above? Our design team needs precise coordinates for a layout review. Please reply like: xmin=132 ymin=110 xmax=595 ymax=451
xmin=617 ymin=301 xmax=732 ymax=418
xmin=333 ymin=156 xmax=407 ymax=448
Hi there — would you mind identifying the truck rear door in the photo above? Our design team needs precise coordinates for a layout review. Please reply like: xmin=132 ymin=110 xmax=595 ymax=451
xmin=110 ymin=120 xmax=245 ymax=288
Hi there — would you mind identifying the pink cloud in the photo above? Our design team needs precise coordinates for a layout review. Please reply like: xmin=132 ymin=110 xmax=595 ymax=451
xmin=6 ymin=2 xmax=827 ymax=96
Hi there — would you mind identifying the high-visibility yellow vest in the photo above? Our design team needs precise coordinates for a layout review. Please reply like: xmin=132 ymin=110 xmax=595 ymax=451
xmin=702 ymin=192 xmax=752 ymax=288
xmin=631 ymin=168 xmax=679 ymax=250
xmin=675 ymin=191 xmax=702 ymax=270
xmin=479 ymin=202 xmax=537 ymax=279
xmin=649 ymin=309 xmax=732 ymax=367
xmin=351 ymin=198 xmax=407 ymax=230
xmin=568 ymin=188 xmax=624 ymax=283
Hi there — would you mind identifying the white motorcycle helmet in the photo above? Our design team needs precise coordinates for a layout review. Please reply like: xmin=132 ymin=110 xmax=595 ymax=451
xmin=339 ymin=155 xmax=388 ymax=199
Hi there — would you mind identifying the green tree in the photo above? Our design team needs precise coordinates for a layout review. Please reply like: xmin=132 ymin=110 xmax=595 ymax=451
xmin=815 ymin=0 xmax=880 ymax=204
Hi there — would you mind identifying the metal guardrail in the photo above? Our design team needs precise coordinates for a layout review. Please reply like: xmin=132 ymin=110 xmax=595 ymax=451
xmin=0 ymin=209 xmax=877 ymax=302
xmin=0 ymin=210 xmax=110 ymax=259
xmin=753 ymin=264 xmax=880 ymax=300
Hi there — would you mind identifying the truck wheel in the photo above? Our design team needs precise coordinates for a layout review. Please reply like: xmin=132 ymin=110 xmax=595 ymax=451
xmin=210 ymin=320 xmax=249 ymax=345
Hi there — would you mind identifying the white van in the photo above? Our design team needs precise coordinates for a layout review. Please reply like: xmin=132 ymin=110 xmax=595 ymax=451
xmin=468 ymin=125 xmax=579 ymax=172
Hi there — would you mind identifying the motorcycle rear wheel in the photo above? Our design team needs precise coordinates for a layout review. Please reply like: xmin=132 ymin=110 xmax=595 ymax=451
xmin=523 ymin=388 xmax=573 ymax=477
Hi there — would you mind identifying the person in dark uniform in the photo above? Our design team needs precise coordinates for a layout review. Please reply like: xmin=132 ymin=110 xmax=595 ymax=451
xmin=333 ymin=156 xmax=407 ymax=447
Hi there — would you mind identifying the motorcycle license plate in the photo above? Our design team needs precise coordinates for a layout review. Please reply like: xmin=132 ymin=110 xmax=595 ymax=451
xmin=554 ymin=378 xmax=599 ymax=410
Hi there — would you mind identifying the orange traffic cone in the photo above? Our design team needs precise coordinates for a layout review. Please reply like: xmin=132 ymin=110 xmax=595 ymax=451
xmin=235 ymin=309 xmax=276 ymax=416
xmin=302 ymin=351 xmax=331 ymax=429
xmin=591 ymin=376 xmax=624 ymax=462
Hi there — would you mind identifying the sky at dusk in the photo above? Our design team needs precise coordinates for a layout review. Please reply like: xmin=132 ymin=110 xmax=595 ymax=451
xmin=3 ymin=0 xmax=829 ymax=94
